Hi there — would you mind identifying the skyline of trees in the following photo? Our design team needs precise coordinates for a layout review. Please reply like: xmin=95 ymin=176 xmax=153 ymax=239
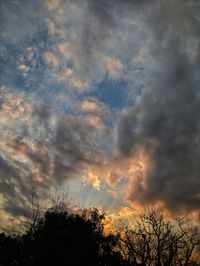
xmin=0 ymin=198 xmax=200 ymax=266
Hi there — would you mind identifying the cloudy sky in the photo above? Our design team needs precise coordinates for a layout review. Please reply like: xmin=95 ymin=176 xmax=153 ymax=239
xmin=1 ymin=0 xmax=200 ymax=231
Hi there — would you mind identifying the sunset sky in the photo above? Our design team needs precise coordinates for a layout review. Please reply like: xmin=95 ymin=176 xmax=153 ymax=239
xmin=0 ymin=0 xmax=200 ymax=231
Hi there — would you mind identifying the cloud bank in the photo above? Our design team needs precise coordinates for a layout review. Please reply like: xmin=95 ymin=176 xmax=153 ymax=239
xmin=0 ymin=0 xmax=200 ymax=230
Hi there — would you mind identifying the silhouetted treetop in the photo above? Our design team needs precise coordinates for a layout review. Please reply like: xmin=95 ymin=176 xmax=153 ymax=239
xmin=0 ymin=205 xmax=200 ymax=266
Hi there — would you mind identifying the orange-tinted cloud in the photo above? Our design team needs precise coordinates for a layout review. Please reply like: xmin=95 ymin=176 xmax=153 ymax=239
xmin=47 ymin=0 xmax=60 ymax=10
xmin=6 ymin=141 xmax=29 ymax=156
xmin=1 ymin=92 xmax=32 ymax=119
xmin=81 ymin=100 xmax=99 ymax=112
xmin=44 ymin=51 xmax=60 ymax=67
xmin=57 ymin=42 xmax=72 ymax=60
xmin=103 ymin=56 xmax=124 ymax=79
xmin=57 ymin=68 xmax=89 ymax=90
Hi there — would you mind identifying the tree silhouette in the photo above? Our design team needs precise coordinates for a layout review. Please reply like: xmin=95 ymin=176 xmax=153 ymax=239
xmin=0 ymin=232 xmax=21 ymax=266
xmin=0 ymin=208 xmax=126 ymax=266
xmin=116 ymin=208 xmax=200 ymax=266
xmin=26 ymin=209 xmax=122 ymax=266
xmin=1 ymin=206 xmax=200 ymax=266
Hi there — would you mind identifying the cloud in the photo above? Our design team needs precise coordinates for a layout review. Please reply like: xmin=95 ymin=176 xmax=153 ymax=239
xmin=44 ymin=51 xmax=60 ymax=67
xmin=0 ymin=87 xmax=115 ymax=224
xmin=83 ymin=115 xmax=106 ymax=130
xmin=18 ymin=64 xmax=30 ymax=75
xmin=57 ymin=68 xmax=89 ymax=90
xmin=81 ymin=100 xmax=99 ymax=112
xmin=51 ymin=115 xmax=112 ymax=182
xmin=0 ymin=0 xmax=46 ymax=43
xmin=47 ymin=0 xmax=60 ymax=10
xmin=43 ymin=0 xmax=148 ymax=85
xmin=1 ymin=0 xmax=200 ymax=231
xmin=0 ymin=89 xmax=53 ymax=218
xmin=103 ymin=56 xmax=124 ymax=79
xmin=117 ymin=0 xmax=200 ymax=213
xmin=57 ymin=42 xmax=72 ymax=60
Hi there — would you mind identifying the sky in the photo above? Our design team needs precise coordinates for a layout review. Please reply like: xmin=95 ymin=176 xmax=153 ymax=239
xmin=0 ymin=0 xmax=200 ymax=231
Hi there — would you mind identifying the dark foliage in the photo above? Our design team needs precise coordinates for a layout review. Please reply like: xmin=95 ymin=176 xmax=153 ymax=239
xmin=0 ymin=208 xmax=127 ymax=266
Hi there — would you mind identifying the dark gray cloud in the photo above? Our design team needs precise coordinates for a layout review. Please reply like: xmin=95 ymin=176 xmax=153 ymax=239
xmin=31 ymin=105 xmax=110 ymax=183
xmin=117 ymin=0 xmax=200 ymax=213
xmin=51 ymin=115 xmax=107 ymax=182
xmin=0 ymin=0 xmax=46 ymax=43
xmin=0 ymin=154 xmax=37 ymax=217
